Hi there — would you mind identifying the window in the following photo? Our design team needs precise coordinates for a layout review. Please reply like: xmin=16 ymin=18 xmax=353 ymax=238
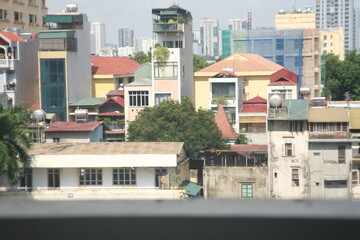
xmin=20 ymin=169 xmax=32 ymax=191
xmin=285 ymin=143 xmax=292 ymax=156
xmin=29 ymin=0 xmax=36 ymax=5
xmin=155 ymin=168 xmax=167 ymax=187
xmin=113 ymin=168 xmax=136 ymax=185
xmin=290 ymin=121 xmax=304 ymax=132
xmin=129 ymin=91 xmax=149 ymax=107
xmin=283 ymin=137 xmax=294 ymax=157
xmin=241 ymin=183 xmax=253 ymax=198
xmin=309 ymin=122 xmax=348 ymax=132
xmin=14 ymin=11 xmax=22 ymax=23
xmin=276 ymin=38 xmax=284 ymax=50
xmin=29 ymin=14 xmax=37 ymax=24
xmin=48 ymin=169 xmax=60 ymax=188
xmin=154 ymin=62 xmax=178 ymax=78
xmin=79 ymin=169 xmax=102 ymax=185
xmin=0 ymin=9 xmax=7 ymax=20
xmin=276 ymin=55 xmax=284 ymax=66
xmin=352 ymin=170 xmax=359 ymax=185
xmin=292 ymin=168 xmax=299 ymax=187
xmin=53 ymin=137 xmax=60 ymax=143
xmin=338 ymin=145 xmax=345 ymax=163
xmin=155 ymin=93 xmax=171 ymax=105
xmin=324 ymin=180 xmax=347 ymax=188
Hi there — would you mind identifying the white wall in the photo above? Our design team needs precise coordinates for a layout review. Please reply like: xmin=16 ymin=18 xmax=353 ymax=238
xmin=45 ymin=131 xmax=91 ymax=143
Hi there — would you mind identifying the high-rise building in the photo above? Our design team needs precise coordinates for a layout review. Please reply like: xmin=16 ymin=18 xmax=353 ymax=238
xmin=38 ymin=4 xmax=92 ymax=120
xmin=118 ymin=28 xmax=134 ymax=47
xmin=228 ymin=18 xmax=248 ymax=30
xmin=90 ymin=22 xmax=106 ymax=55
xmin=0 ymin=0 xmax=48 ymax=33
xmin=316 ymin=0 xmax=356 ymax=52
xmin=275 ymin=8 xmax=316 ymax=29
xmin=134 ymin=37 xmax=153 ymax=53
xmin=200 ymin=18 xmax=220 ymax=57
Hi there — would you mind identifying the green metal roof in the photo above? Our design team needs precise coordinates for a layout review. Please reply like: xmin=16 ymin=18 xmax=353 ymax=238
xmin=70 ymin=98 xmax=107 ymax=107
xmin=284 ymin=99 xmax=308 ymax=120
xmin=181 ymin=180 xmax=202 ymax=197
xmin=38 ymin=30 xmax=76 ymax=39
xmin=44 ymin=15 xmax=74 ymax=23
xmin=127 ymin=78 xmax=152 ymax=86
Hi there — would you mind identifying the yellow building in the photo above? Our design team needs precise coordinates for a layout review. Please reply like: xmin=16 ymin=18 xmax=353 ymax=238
xmin=91 ymin=56 xmax=140 ymax=98
xmin=194 ymin=52 xmax=294 ymax=110
xmin=0 ymin=0 xmax=47 ymax=33
xmin=275 ymin=10 xmax=315 ymax=29
xmin=321 ymin=28 xmax=344 ymax=60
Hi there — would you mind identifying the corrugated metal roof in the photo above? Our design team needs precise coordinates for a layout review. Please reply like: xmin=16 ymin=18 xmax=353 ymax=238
xmin=70 ymin=98 xmax=107 ymax=106
xmin=308 ymin=108 xmax=348 ymax=122
xmin=127 ymin=78 xmax=152 ymax=86
xmin=45 ymin=121 xmax=103 ymax=132
xmin=181 ymin=180 xmax=202 ymax=197
xmin=285 ymin=100 xmax=308 ymax=120
xmin=29 ymin=142 xmax=184 ymax=155
xmin=350 ymin=109 xmax=360 ymax=129
xmin=91 ymin=56 xmax=140 ymax=75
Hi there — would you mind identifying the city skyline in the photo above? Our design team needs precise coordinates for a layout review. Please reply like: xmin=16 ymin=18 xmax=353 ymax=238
xmin=47 ymin=0 xmax=321 ymax=45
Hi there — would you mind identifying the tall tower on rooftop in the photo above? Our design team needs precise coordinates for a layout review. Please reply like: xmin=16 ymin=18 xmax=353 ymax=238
xmin=152 ymin=4 xmax=194 ymax=102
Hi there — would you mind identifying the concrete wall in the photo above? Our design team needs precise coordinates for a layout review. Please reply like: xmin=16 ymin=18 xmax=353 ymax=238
xmin=92 ymin=76 xmax=114 ymax=98
xmin=309 ymin=142 xmax=351 ymax=199
xmin=268 ymin=120 xmax=309 ymax=199
xmin=203 ymin=167 xmax=268 ymax=199
xmin=45 ymin=132 xmax=91 ymax=143
xmin=124 ymin=85 xmax=152 ymax=127
xmin=89 ymin=125 xmax=104 ymax=142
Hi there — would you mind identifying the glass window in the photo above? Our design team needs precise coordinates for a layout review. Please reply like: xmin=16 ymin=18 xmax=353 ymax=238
xmin=241 ymin=183 xmax=253 ymax=198
xmin=276 ymin=55 xmax=284 ymax=66
xmin=338 ymin=146 xmax=345 ymax=163
xmin=129 ymin=91 xmax=149 ymax=107
xmin=79 ymin=169 xmax=102 ymax=186
xmin=154 ymin=62 xmax=178 ymax=78
xmin=292 ymin=168 xmax=299 ymax=187
xmin=48 ymin=169 xmax=60 ymax=188
xmin=155 ymin=93 xmax=171 ymax=105
xmin=276 ymin=38 xmax=284 ymax=50
xmin=113 ymin=168 xmax=136 ymax=185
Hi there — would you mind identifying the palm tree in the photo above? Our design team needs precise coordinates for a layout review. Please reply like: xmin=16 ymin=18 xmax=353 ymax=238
xmin=0 ymin=104 xmax=32 ymax=184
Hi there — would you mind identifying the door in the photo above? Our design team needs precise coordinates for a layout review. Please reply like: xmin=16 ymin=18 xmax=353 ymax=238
xmin=20 ymin=169 xmax=32 ymax=191
xmin=48 ymin=168 xmax=60 ymax=189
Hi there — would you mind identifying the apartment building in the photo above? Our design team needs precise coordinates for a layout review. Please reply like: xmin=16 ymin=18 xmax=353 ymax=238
xmin=0 ymin=0 xmax=47 ymax=33
xmin=200 ymin=18 xmax=220 ymax=57
xmin=90 ymin=22 xmax=106 ymax=56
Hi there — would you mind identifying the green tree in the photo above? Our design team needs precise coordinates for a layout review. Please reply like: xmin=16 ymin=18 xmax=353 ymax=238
xmin=127 ymin=97 xmax=228 ymax=159
xmin=153 ymin=45 xmax=170 ymax=68
xmin=236 ymin=134 xmax=251 ymax=144
xmin=130 ymin=51 xmax=151 ymax=64
xmin=193 ymin=54 xmax=210 ymax=72
xmin=325 ymin=51 xmax=360 ymax=100
xmin=0 ymin=104 xmax=32 ymax=184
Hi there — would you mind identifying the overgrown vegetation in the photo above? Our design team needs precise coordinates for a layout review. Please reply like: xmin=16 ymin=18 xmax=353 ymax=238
xmin=193 ymin=54 xmax=210 ymax=72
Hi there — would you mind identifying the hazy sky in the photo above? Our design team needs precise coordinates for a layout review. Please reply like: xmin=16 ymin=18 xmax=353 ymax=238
xmin=47 ymin=0 xmax=353 ymax=45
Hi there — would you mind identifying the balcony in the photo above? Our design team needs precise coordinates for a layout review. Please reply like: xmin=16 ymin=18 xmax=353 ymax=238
xmin=309 ymin=132 xmax=350 ymax=139
xmin=0 ymin=59 xmax=14 ymax=69
xmin=211 ymin=96 xmax=236 ymax=106
xmin=108 ymin=124 xmax=125 ymax=131
xmin=153 ymin=23 xmax=183 ymax=32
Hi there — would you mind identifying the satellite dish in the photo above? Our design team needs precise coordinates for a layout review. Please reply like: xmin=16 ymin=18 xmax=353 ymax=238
xmin=31 ymin=109 xmax=46 ymax=121
xmin=269 ymin=94 xmax=282 ymax=108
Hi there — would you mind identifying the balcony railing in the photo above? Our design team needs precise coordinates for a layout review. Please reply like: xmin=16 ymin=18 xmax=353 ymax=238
xmin=108 ymin=124 xmax=125 ymax=131
xmin=153 ymin=23 xmax=183 ymax=32
xmin=0 ymin=59 xmax=14 ymax=69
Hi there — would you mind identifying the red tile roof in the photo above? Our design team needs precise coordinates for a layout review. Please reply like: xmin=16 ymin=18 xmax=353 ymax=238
xmin=215 ymin=105 xmax=239 ymax=139
xmin=230 ymin=144 xmax=268 ymax=152
xmin=97 ymin=96 xmax=124 ymax=108
xmin=241 ymin=104 xmax=267 ymax=113
xmin=243 ymin=96 xmax=267 ymax=104
xmin=91 ymin=56 xmax=141 ymax=75
xmin=45 ymin=121 xmax=103 ymax=132
xmin=197 ymin=52 xmax=283 ymax=73
xmin=212 ymin=71 xmax=239 ymax=78
xmin=0 ymin=31 xmax=25 ymax=42
xmin=107 ymin=90 xmax=124 ymax=97
xmin=269 ymin=68 xmax=298 ymax=85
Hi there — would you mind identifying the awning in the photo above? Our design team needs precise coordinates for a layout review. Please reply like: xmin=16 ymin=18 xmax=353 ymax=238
xmin=308 ymin=108 xmax=348 ymax=122
xmin=240 ymin=116 xmax=266 ymax=123
xmin=181 ymin=180 xmax=202 ymax=197
xmin=38 ymin=30 xmax=76 ymax=39
xmin=324 ymin=176 xmax=348 ymax=181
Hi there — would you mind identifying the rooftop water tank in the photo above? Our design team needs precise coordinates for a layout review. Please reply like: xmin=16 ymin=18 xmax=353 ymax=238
xmin=269 ymin=94 xmax=282 ymax=108
xmin=299 ymin=86 xmax=311 ymax=95
xmin=75 ymin=109 xmax=88 ymax=121
xmin=66 ymin=4 xmax=78 ymax=13
xmin=31 ymin=109 xmax=46 ymax=121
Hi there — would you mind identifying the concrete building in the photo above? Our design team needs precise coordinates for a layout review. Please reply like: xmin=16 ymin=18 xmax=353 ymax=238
xmin=99 ymin=46 xmax=118 ymax=57
xmin=118 ymin=46 xmax=135 ymax=57
xmin=200 ymin=18 xmax=220 ymax=57
xmin=320 ymin=28 xmax=344 ymax=60
xmin=0 ymin=31 xmax=39 ymax=107
xmin=203 ymin=144 xmax=268 ymax=199
xmin=90 ymin=22 xmax=106 ymax=55
xmin=118 ymin=28 xmax=134 ymax=47
xmin=0 ymin=142 xmax=190 ymax=200
xmin=91 ymin=56 xmax=140 ymax=98
xmin=134 ymin=37 xmax=153 ymax=53
xmin=0 ymin=0 xmax=47 ymax=33
xmin=38 ymin=5 xmax=92 ymax=121
xmin=267 ymin=98 xmax=309 ymax=199
xmin=228 ymin=18 xmax=248 ymax=30
xmin=275 ymin=8 xmax=316 ymax=29
xmin=152 ymin=4 xmax=194 ymax=102
xmin=316 ymin=0 xmax=357 ymax=52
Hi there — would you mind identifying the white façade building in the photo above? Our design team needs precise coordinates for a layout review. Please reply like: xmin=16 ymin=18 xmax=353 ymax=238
xmin=0 ymin=142 xmax=190 ymax=200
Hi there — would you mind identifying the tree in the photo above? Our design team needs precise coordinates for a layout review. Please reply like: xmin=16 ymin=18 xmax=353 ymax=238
xmin=193 ymin=54 xmax=210 ymax=72
xmin=325 ymin=51 xmax=360 ymax=100
xmin=236 ymin=134 xmax=251 ymax=144
xmin=127 ymin=97 xmax=228 ymax=159
xmin=153 ymin=45 xmax=170 ymax=68
xmin=130 ymin=51 xmax=151 ymax=64
xmin=0 ymin=104 xmax=32 ymax=184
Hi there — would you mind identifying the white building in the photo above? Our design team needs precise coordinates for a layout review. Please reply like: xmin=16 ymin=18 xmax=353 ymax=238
xmin=200 ymin=18 xmax=220 ymax=57
xmin=228 ymin=18 xmax=248 ymax=30
xmin=118 ymin=28 xmax=134 ymax=47
xmin=134 ymin=37 xmax=153 ymax=53
xmin=316 ymin=0 xmax=357 ymax=51
xmin=118 ymin=46 xmax=135 ymax=57
xmin=0 ymin=142 xmax=190 ymax=200
xmin=90 ymin=22 xmax=106 ymax=55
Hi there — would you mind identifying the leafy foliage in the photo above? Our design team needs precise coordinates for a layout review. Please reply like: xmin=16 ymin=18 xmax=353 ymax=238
xmin=127 ymin=97 xmax=228 ymax=159
xmin=236 ymin=134 xmax=251 ymax=144
xmin=193 ymin=54 xmax=210 ymax=72
xmin=130 ymin=51 xmax=151 ymax=64
xmin=0 ymin=104 xmax=32 ymax=184
xmin=325 ymin=51 xmax=360 ymax=100
xmin=153 ymin=45 xmax=170 ymax=68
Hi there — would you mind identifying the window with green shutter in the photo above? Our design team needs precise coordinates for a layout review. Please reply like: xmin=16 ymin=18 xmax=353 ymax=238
xmin=241 ymin=183 xmax=253 ymax=198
